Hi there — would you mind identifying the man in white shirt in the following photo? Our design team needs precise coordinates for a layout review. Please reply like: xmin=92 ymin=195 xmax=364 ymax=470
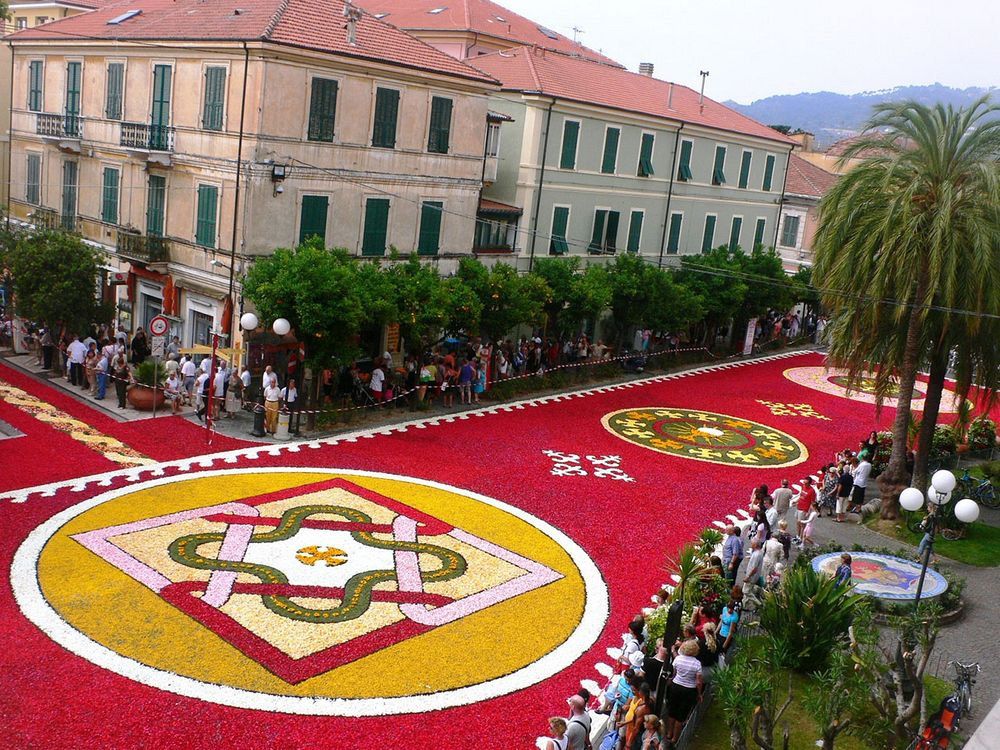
xmin=194 ymin=371 xmax=210 ymax=421
xmin=280 ymin=377 xmax=300 ymax=435
xmin=67 ymin=336 xmax=88 ymax=388
xmin=94 ymin=355 xmax=108 ymax=400
xmin=238 ymin=366 xmax=251 ymax=407
xmin=263 ymin=382 xmax=282 ymax=434
xmin=212 ymin=366 xmax=227 ymax=420
xmin=262 ymin=365 xmax=278 ymax=389
xmin=164 ymin=372 xmax=182 ymax=415
xmin=181 ymin=357 xmax=197 ymax=404
xmin=369 ymin=365 xmax=385 ymax=403
xmin=850 ymin=456 xmax=872 ymax=518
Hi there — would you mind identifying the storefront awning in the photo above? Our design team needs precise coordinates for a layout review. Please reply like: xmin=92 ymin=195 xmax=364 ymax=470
xmin=478 ymin=199 xmax=523 ymax=219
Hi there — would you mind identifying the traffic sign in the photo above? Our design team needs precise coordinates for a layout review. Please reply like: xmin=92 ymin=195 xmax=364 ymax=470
xmin=148 ymin=315 xmax=169 ymax=337
xmin=150 ymin=335 xmax=166 ymax=359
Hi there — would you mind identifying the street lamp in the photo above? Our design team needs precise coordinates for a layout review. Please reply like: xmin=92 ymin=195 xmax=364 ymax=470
xmin=899 ymin=469 xmax=980 ymax=603
xmin=242 ymin=314 xmax=291 ymax=437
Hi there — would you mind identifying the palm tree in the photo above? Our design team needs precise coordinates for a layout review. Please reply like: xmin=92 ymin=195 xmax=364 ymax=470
xmin=813 ymin=97 xmax=1000 ymax=518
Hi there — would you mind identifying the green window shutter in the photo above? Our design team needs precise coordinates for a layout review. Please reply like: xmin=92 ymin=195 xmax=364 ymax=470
xmin=101 ymin=168 xmax=119 ymax=224
xmin=28 ymin=61 xmax=43 ymax=112
xmin=753 ymin=218 xmax=766 ymax=249
xmin=729 ymin=217 xmax=743 ymax=250
xmin=65 ymin=62 xmax=81 ymax=117
xmin=712 ymin=146 xmax=726 ymax=185
xmin=780 ymin=215 xmax=800 ymax=247
xmin=61 ymin=161 xmax=77 ymax=227
xmin=638 ymin=133 xmax=655 ymax=177
xmin=763 ymin=154 xmax=776 ymax=191
xmin=626 ymin=210 xmax=643 ymax=253
xmin=601 ymin=127 xmax=620 ymax=174
xmin=307 ymin=78 xmax=338 ymax=142
xmin=589 ymin=209 xmax=607 ymax=252
xmin=146 ymin=175 xmax=166 ymax=237
xmin=667 ymin=213 xmax=683 ymax=254
xmin=151 ymin=65 xmax=172 ymax=150
xmin=362 ymin=197 xmax=390 ymax=255
xmin=298 ymin=195 xmax=329 ymax=245
xmin=738 ymin=151 xmax=752 ymax=189
xmin=560 ymin=120 xmax=579 ymax=169
xmin=26 ymin=154 xmax=40 ymax=205
xmin=202 ymin=66 xmax=226 ymax=131
xmin=677 ymin=140 xmax=693 ymax=181
xmin=105 ymin=63 xmax=123 ymax=120
xmin=418 ymin=201 xmax=443 ymax=255
xmin=549 ymin=206 xmax=569 ymax=254
xmin=372 ymin=88 xmax=399 ymax=148
xmin=195 ymin=185 xmax=218 ymax=247
xmin=605 ymin=211 xmax=620 ymax=252
xmin=427 ymin=96 xmax=452 ymax=154
xmin=701 ymin=215 xmax=717 ymax=253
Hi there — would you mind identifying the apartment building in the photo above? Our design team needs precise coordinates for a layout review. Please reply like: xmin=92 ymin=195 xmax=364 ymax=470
xmin=470 ymin=47 xmax=796 ymax=269
xmin=776 ymin=153 xmax=837 ymax=272
xmin=7 ymin=0 xmax=498 ymax=343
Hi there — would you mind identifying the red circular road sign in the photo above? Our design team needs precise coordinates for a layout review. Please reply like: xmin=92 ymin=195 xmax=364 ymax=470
xmin=148 ymin=315 xmax=169 ymax=336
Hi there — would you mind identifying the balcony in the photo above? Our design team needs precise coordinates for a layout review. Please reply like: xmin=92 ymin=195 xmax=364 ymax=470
xmin=116 ymin=230 xmax=169 ymax=264
xmin=29 ymin=207 xmax=59 ymax=230
xmin=36 ymin=112 xmax=83 ymax=139
xmin=120 ymin=122 xmax=175 ymax=152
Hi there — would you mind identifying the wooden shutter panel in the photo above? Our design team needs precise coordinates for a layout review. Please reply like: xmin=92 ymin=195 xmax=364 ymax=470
xmin=627 ymin=210 xmax=643 ymax=253
xmin=28 ymin=61 xmax=43 ymax=112
xmin=738 ymin=151 xmax=752 ymax=189
xmin=589 ymin=210 xmax=607 ymax=252
xmin=638 ymin=133 xmax=655 ymax=177
xmin=105 ymin=63 xmax=123 ymax=120
xmin=308 ymin=78 xmax=338 ymax=142
xmin=729 ymin=217 xmax=742 ymax=250
xmin=560 ymin=121 xmax=579 ymax=169
xmin=146 ymin=175 xmax=166 ymax=236
xmin=702 ymin=215 xmax=716 ymax=253
xmin=362 ymin=198 xmax=390 ymax=255
xmin=550 ymin=207 xmax=569 ymax=254
xmin=667 ymin=213 xmax=682 ymax=254
xmin=601 ymin=128 xmax=620 ymax=174
xmin=202 ymin=67 xmax=226 ymax=131
xmin=754 ymin=218 xmax=766 ymax=249
xmin=763 ymin=155 xmax=775 ymax=191
xmin=677 ymin=141 xmax=693 ymax=180
xmin=26 ymin=154 xmax=40 ymax=205
xmin=605 ymin=211 xmax=620 ymax=251
xmin=373 ymin=88 xmax=399 ymax=148
xmin=428 ymin=97 xmax=452 ymax=153
xmin=298 ymin=195 xmax=328 ymax=245
xmin=418 ymin=201 xmax=443 ymax=255
xmin=102 ymin=168 xmax=119 ymax=224
xmin=712 ymin=146 xmax=726 ymax=185
xmin=196 ymin=185 xmax=218 ymax=247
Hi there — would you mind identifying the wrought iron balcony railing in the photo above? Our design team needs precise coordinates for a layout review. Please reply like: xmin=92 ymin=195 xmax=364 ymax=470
xmin=116 ymin=230 xmax=169 ymax=263
xmin=120 ymin=122 xmax=175 ymax=152
xmin=36 ymin=113 xmax=82 ymax=138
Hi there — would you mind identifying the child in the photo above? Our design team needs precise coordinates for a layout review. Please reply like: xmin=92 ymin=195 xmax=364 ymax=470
xmin=835 ymin=553 xmax=853 ymax=586
xmin=801 ymin=501 xmax=820 ymax=547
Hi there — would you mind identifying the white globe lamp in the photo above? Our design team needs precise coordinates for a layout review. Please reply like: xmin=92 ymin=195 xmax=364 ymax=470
xmin=899 ymin=487 xmax=925 ymax=512
xmin=272 ymin=318 xmax=291 ymax=336
xmin=927 ymin=488 xmax=952 ymax=506
xmin=954 ymin=498 xmax=980 ymax=525
xmin=239 ymin=312 xmax=259 ymax=331
xmin=931 ymin=469 xmax=957 ymax=495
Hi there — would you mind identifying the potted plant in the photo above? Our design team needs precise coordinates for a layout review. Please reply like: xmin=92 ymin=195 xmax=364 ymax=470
xmin=127 ymin=360 xmax=167 ymax=411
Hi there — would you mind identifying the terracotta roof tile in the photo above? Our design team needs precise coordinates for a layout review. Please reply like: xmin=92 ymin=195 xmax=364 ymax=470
xmin=470 ymin=47 xmax=795 ymax=145
xmin=9 ymin=0 xmax=497 ymax=84
xmin=785 ymin=154 xmax=837 ymax=198
xmin=354 ymin=0 xmax=623 ymax=67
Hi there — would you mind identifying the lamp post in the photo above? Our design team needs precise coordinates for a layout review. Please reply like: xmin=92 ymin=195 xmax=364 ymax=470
xmin=241 ymin=313 xmax=291 ymax=437
xmin=899 ymin=469 xmax=980 ymax=603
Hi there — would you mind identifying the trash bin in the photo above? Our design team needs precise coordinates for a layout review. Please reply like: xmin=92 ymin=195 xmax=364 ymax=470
xmin=275 ymin=410 xmax=291 ymax=440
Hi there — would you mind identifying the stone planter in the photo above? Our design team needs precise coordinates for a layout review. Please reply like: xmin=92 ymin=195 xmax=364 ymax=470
xmin=126 ymin=385 xmax=166 ymax=411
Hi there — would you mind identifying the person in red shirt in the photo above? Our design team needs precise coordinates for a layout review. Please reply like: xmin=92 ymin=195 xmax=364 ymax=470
xmin=795 ymin=476 xmax=818 ymax=542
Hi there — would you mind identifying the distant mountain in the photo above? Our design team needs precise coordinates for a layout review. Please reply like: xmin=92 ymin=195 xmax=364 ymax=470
xmin=726 ymin=84 xmax=998 ymax=148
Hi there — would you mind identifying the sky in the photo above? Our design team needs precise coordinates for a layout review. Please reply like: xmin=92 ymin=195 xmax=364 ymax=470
xmin=498 ymin=0 xmax=1000 ymax=103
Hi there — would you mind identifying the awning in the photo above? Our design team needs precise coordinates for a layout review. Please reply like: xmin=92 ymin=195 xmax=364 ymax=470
xmin=487 ymin=110 xmax=515 ymax=123
xmin=478 ymin=198 xmax=523 ymax=219
xmin=179 ymin=344 xmax=244 ymax=360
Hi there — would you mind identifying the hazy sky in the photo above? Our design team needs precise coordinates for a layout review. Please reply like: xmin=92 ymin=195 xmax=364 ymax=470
xmin=499 ymin=0 xmax=999 ymax=103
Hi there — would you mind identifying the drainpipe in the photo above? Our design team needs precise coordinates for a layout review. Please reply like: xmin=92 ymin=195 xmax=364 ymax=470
xmin=657 ymin=123 xmax=683 ymax=268
xmin=6 ymin=41 xmax=14 ymax=230
xmin=771 ymin=148 xmax=792 ymax=252
xmin=227 ymin=42 xmax=250 ymax=337
xmin=527 ymin=97 xmax=555 ymax=272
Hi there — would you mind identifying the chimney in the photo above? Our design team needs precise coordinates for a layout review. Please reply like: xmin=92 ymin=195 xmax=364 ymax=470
xmin=638 ymin=62 xmax=654 ymax=77
xmin=667 ymin=82 xmax=674 ymax=109
xmin=343 ymin=0 xmax=363 ymax=45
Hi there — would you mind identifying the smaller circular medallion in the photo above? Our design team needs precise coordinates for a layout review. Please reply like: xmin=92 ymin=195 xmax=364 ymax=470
xmin=812 ymin=552 xmax=947 ymax=601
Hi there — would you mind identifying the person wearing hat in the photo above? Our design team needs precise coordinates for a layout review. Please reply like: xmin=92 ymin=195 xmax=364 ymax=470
xmin=564 ymin=695 xmax=591 ymax=750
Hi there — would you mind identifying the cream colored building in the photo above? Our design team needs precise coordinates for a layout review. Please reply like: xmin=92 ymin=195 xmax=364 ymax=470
xmin=7 ymin=0 xmax=497 ymax=345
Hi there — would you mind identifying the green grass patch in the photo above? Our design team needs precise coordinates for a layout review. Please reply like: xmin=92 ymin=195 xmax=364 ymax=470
xmin=865 ymin=517 xmax=1000 ymax=567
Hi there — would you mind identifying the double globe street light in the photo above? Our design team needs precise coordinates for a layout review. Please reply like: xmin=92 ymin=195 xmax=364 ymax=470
xmin=239 ymin=313 xmax=292 ymax=437
xmin=899 ymin=469 xmax=980 ymax=603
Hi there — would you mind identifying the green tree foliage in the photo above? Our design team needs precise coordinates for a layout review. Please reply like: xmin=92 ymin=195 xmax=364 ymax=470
xmin=455 ymin=258 xmax=547 ymax=343
xmin=802 ymin=648 xmax=868 ymax=750
xmin=530 ymin=257 xmax=613 ymax=336
xmin=736 ymin=246 xmax=795 ymax=320
xmin=8 ymin=230 xmax=105 ymax=333
xmin=678 ymin=247 xmax=748 ymax=345
xmin=381 ymin=255 xmax=450 ymax=355
xmin=530 ymin=257 xmax=579 ymax=335
xmin=791 ymin=266 xmax=820 ymax=314
xmin=606 ymin=254 xmax=703 ymax=348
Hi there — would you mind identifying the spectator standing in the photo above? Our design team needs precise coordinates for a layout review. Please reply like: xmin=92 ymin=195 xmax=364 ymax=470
xmin=564 ymin=695 xmax=591 ymax=750
xmin=850 ymin=455 xmax=872 ymax=519
xmin=640 ymin=715 xmax=662 ymax=750
xmin=181 ymin=357 xmax=197 ymax=405
xmin=722 ymin=526 xmax=743 ymax=586
xmin=835 ymin=462 xmax=854 ymax=522
xmin=795 ymin=476 xmax=817 ymax=542
xmin=663 ymin=640 xmax=702 ymax=746
xmin=772 ymin=479 xmax=794 ymax=523
xmin=131 ymin=328 xmax=149 ymax=365
xmin=458 ymin=358 xmax=474 ymax=405
xmin=535 ymin=717 xmax=568 ymax=750
xmin=281 ymin=378 xmax=300 ymax=434
xmin=111 ymin=353 xmax=130 ymax=409
xmin=835 ymin=553 xmax=853 ymax=586
xmin=67 ymin=335 xmax=87 ymax=387
xmin=164 ymin=372 xmax=182 ymax=415
xmin=94 ymin=353 xmax=108 ymax=401
xmin=743 ymin=538 xmax=764 ymax=594
xmin=800 ymin=502 xmax=820 ymax=547
xmin=369 ymin=363 xmax=385 ymax=404
xmin=263 ymin=381 xmax=282 ymax=433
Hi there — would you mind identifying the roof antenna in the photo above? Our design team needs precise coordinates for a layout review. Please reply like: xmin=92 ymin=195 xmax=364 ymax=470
xmin=698 ymin=70 xmax=709 ymax=112
xmin=571 ymin=26 xmax=584 ymax=43
xmin=343 ymin=0 xmax=363 ymax=45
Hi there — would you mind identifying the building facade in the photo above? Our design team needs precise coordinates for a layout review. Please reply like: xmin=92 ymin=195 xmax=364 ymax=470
xmin=775 ymin=153 xmax=837 ymax=272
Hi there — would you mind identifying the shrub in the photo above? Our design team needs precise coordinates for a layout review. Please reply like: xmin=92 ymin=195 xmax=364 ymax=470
xmin=967 ymin=418 xmax=996 ymax=451
xmin=132 ymin=360 xmax=164 ymax=387
xmin=929 ymin=424 xmax=958 ymax=458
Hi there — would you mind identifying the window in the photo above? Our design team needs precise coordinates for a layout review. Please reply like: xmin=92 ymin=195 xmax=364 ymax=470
xmin=101 ymin=167 xmax=119 ymax=224
xmin=626 ymin=210 xmax=643 ymax=253
xmin=753 ymin=218 xmax=767 ymax=249
xmin=701 ymin=215 xmax=717 ymax=253
xmin=738 ymin=150 xmax=752 ymax=189
xmin=474 ymin=219 xmax=515 ymax=251
xmin=677 ymin=140 xmax=693 ymax=181
xmin=559 ymin=120 xmax=579 ymax=170
xmin=485 ymin=122 xmax=501 ymax=157
xmin=195 ymin=185 xmax=218 ymax=247
xmin=15 ymin=17 xmax=27 ymax=29
xmin=307 ymin=77 xmax=338 ymax=142
xmin=146 ymin=174 xmax=166 ymax=237
xmin=299 ymin=195 xmax=328 ymax=245
xmin=601 ymin=127 xmax=620 ymax=174
xmin=150 ymin=64 xmax=172 ymax=150
xmin=549 ymin=206 xmax=570 ymax=254
xmin=201 ymin=66 xmax=226 ymax=131
xmin=590 ymin=209 xmax=620 ymax=253
xmin=729 ymin=216 xmax=743 ymax=251
xmin=64 ymin=62 xmax=81 ymax=136
xmin=638 ymin=133 xmax=655 ymax=177
xmin=28 ymin=60 xmax=43 ymax=112
xmin=34 ymin=16 xmax=49 ymax=25
xmin=712 ymin=145 xmax=726 ymax=185
xmin=372 ymin=87 xmax=399 ymax=148
xmin=26 ymin=153 xmax=41 ymax=205
xmin=105 ymin=62 xmax=124 ymax=120
xmin=362 ymin=197 xmax=390 ymax=255
xmin=418 ymin=201 xmax=443 ymax=255
xmin=427 ymin=96 xmax=452 ymax=154
xmin=762 ymin=154 xmax=776 ymax=191
xmin=666 ymin=212 xmax=683 ymax=254
xmin=780 ymin=215 xmax=800 ymax=247
xmin=61 ymin=161 xmax=78 ymax=230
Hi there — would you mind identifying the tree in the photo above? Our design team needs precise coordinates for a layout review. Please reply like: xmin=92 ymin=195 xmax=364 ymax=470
xmin=381 ymin=255 xmax=449 ymax=356
xmin=813 ymin=97 xmax=1000 ymax=518
xmin=455 ymin=258 xmax=547 ymax=343
xmin=530 ymin=257 xmax=580 ymax=336
xmin=802 ymin=649 xmax=867 ymax=750
xmin=736 ymin=247 xmax=796 ymax=321
xmin=8 ymin=230 xmax=105 ymax=334
xmin=790 ymin=266 xmax=820 ymax=317
xmin=563 ymin=263 xmax=612 ymax=334
xmin=678 ymin=247 xmax=748 ymax=346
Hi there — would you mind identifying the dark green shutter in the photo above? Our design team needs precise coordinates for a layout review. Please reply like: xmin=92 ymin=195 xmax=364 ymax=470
xmin=28 ymin=60 xmax=43 ymax=112
xmin=549 ymin=206 xmax=569 ymax=254
xmin=763 ymin=154 xmax=775 ymax=191
xmin=729 ymin=217 xmax=742 ymax=250
xmin=427 ymin=97 xmax=452 ymax=154
xmin=677 ymin=140 xmax=693 ymax=181
xmin=701 ymin=215 xmax=716 ymax=253
xmin=61 ymin=161 xmax=77 ymax=229
xmin=202 ymin=66 xmax=226 ymax=131
xmin=195 ymin=185 xmax=218 ymax=247
xmin=601 ymin=127 xmax=620 ymax=174
xmin=362 ymin=197 xmax=390 ymax=255
xmin=418 ymin=201 xmax=443 ymax=255
xmin=753 ymin=218 xmax=766 ymax=249
xmin=307 ymin=78 xmax=338 ymax=142
xmin=101 ymin=168 xmax=119 ymax=224
xmin=65 ymin=62 xmax=81 ymax=136
xmin=780 ymin=215 xmax=799 ymax=247
xmin=146 ymin=175 xmax=166 ymax=236
xmin=667 ymin=213 xmax=682 ymax=254
xmin=560 ymin=120 xmax=579 ymax=169
xmin=638 ymin=133 xmax=655 ymax=176
xmin=372 ymin=88 xmax=399 ymax=148
xmin=105 ymin=63 xmax=123 ymax=120
xmin=589 ymin=209 xmax=607 ymax=251
xmin=738 ymin=151 xmax=752 ymax=189
xmin=150 ymin=65 xmax=172 ymax=150
xmin=299 ymin=196 xmax=328 ymax=245
xmin=26 ymin=154 xmax=40 ymax=205
xmin=712 ymin=146 xmax=726 ymax=185
xmin=626 ymin=210 xmax=643 ymax=253
xmin=605 ymin=211 xmax=620 ymax=252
